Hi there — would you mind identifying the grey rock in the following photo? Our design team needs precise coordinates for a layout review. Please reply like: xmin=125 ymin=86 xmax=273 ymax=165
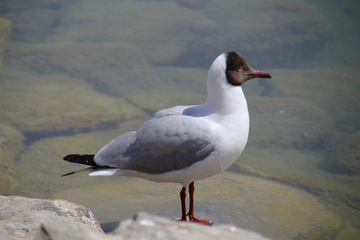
xmin=40 ymin=221 xmax=111 ymax=240
xmin=0 ymin=224 xmax=10 ymax=240
xmin=0 ymin=196 xmax=103 ymax=240
xmin=0 ymin=195 xmax=270 ymax=240
xmin=40 ymin=211 xmax=271 ymax=240
xmin=113 ymin=212 xmax=271 ymax=240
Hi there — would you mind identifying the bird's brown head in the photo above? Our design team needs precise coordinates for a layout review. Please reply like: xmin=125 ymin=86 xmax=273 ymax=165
xmin=225 ymin=51 xmax=271 ymax=86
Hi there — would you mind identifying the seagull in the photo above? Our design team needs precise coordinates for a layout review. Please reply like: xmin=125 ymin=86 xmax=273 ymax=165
xmin=61 ymin=51 xmax=271 ymax=225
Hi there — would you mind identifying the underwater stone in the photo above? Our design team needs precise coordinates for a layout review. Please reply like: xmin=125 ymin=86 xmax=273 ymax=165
xmin=127 ymin=89 xmax=206 ymax=114
xmin=247 ymin=96 xmax=334 ymax=149
xmin=0 ymin=124 xmax=23 ymax=195
xmin=319 ymin=132 xmax=360 ymax=175
xmin=5 ymin=42 xmax=158 ymax=96
xmin=0 ymin=18 xmax=11 ymax=73
xmin=0 ymin=73 xmax=146 ymax=138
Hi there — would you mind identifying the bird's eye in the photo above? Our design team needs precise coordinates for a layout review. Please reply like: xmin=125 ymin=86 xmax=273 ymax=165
xmin=238 ymin=66 xmax=245 ymax=72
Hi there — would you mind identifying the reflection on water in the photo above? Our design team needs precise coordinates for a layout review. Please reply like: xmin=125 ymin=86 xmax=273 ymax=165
xmin=0 ymin=0 xmax=359 ymax=239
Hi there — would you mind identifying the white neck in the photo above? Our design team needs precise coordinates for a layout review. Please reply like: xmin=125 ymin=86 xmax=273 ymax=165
xmin=201 ymin=53 xmax=248 ymax=116
xmin=203 ymin=76 xmax=247 ymax=116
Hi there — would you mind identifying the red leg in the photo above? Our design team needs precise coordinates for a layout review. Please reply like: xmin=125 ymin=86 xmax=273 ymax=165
xmin=187 ymin=182 xmax=213 ymax=226
xmin=180 ymin=186 xmax=187 ymax=221
xmin=188 ymin=182 xmax=195 ymax=218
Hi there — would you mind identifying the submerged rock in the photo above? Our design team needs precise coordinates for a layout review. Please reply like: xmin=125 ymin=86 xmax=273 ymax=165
xmin=0 ymin=18 xmax=11 ymax=73
xmin=153 ymin=67 xmax=208 ymax=95
xmin=247 ymin=96 xmax=334 ymax=149
xmin=0 ymin=124 xmax=23 ymax=195
xmin=43 ymin=0 xmax=331 ymax=69
xmin=51 ymin=171 xmax=343 ymax=240
xmin=0 ymin=72 xmax=145 ymax=138
xmin=49 ymin=0 xmax=216 ymax=65
xmin=262 ymin=67 xmax=360 ymax=140
xmin=1 ymin=8 xmax=59 ymax=43
xmin=5 ymin=42 xmax=159 ymax=96
xmin=127 ymin=89 xmax=206 ymax=114
xmin=0 ymin=0 xmax=73 ymax=13
xmin=230 ymin=146 xmax=360 ymax=234
xmin=1 ymin=0 xmax=333 ymax=69
xmin=318 ymin=132 xmax=360 ymax=175
xmin=14 ymin=118 xmax=147 ymax=199
xmin=175 ymin=0 xmax=333 ymax=68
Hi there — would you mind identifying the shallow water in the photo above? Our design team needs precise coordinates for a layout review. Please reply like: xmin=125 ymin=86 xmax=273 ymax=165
xmin=0 ymin=0 xmax=360 ymax=239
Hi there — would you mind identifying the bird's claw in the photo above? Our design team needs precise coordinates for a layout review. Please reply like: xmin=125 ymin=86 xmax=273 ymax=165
xmin=188 ymin=215 xmax=213 ymax=226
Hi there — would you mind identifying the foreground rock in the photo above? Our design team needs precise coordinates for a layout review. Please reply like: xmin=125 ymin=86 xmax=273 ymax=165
xmin=42 ymin=212 xmax=271 ymax=240
xmin=111 ymin=212 xmax=270 ymax=240
xmin=0 ymin=195 xmax=103 ymax=240
xmin=0 ymin=196 xmax=270 ymax=240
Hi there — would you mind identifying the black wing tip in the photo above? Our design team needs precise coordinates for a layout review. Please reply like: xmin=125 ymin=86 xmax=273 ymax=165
xmin=63 ymin=154 xmax=97 ymax=166
xmin=63 ymin=154 xmax=88 ymax=161
xmin=63 ymin=154 xmax=76 ymax=161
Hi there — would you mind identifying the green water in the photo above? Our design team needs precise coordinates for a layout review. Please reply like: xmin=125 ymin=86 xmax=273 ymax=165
xmin=0 ymin=0 xmax=359 ymax=239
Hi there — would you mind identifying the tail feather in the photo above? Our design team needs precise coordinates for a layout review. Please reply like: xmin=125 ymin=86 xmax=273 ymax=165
xmin=63 ymin=154 xmax=97 ymax=166
xmin=59 ymin=167 xmax=95 ymax=178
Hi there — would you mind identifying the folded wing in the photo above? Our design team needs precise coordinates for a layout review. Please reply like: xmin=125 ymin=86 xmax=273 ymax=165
xmin=95 ymin=114 xmax=215 ymax=174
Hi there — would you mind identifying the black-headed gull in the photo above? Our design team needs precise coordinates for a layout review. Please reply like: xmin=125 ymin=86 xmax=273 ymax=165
xmin=61 ymin=51 xmax=271 ymax=225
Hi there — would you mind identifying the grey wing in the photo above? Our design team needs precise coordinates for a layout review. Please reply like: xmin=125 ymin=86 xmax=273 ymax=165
xmin=94 ymin=131 xmax=137 ymax=166
xmin=153 ymin=105 xmax=194 ymax=119
xmin=94 ymin=114 xmax=215 ymax=174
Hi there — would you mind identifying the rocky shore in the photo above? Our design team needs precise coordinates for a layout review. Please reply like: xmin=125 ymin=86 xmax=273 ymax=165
xmin=0 ymin=195 xmax=270 ymax=240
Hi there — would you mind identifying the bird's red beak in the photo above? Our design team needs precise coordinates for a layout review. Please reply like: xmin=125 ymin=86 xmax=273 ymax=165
xmin=248 ymin=70 xmax=272 ymax=79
